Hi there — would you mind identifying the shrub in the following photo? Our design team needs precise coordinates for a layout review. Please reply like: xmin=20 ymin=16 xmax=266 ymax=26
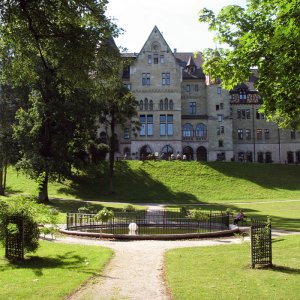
xmin=94 ymin=207 xmax=114 ymax=223
xmin=122 ymin=204 xmax=136 ymax=213
xmin=0 ymin=196 xmax=59 ymax=254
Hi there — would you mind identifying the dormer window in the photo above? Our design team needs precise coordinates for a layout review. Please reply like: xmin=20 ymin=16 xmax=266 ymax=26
xmin=154 ymin=53 xmax=158 ymax=64
xmin=239 ymin=90 xmax=247 ymax=101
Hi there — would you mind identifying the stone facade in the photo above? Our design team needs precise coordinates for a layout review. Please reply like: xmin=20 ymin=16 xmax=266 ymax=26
xmin=104 ymin=26 xmax=300 ymax=163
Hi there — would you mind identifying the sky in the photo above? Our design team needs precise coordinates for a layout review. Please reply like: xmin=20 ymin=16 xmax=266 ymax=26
xmin=106 ymin=0 xmax=247 ymax=53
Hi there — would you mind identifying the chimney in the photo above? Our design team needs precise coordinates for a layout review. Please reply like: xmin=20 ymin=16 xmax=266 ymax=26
xmin=174 ymin=48 xmax=177 ymax=54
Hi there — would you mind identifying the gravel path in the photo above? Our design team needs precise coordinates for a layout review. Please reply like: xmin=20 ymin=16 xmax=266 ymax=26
xmin=60 ymin=236 xmax=243 ymax=300
xmin=51 ymin=228 xmax=299 ymax=300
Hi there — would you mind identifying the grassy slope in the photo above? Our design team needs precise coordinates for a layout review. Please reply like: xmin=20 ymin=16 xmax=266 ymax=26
xmin=0 ymin=241 xmax=113 ymax=300
xmin=4 ymin=161 xmax=300 ymax=203
xmin=165 ymin=235 xmax=300 ymax=300
xmin=2 ymin=161 xmax=300 ymax=230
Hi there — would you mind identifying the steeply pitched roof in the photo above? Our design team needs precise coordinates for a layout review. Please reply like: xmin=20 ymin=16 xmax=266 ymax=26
xmin=186 ymin=55 xmax=197 ymax=67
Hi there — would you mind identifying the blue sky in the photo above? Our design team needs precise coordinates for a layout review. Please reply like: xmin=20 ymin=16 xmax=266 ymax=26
xmin=106 ymin=0 xmax=247 ymax=53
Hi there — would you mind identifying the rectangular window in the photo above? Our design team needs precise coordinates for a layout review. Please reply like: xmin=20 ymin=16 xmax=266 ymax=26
xmin=147 ymin=115 xmax=153 ymax=136
xmin=257 ymin=129 xmax=263 ymax=140
xmin=256 ymin=109 xmax=260 ymax=119
xmin=238 ymin=129 xmax=243 ymax=140
xmin=140 ymin=115 xmax=153 ymax=136
xmin=195 ymin=84 xmax=199 ymax=92
xmin=264 ymin=129 xmax=270 ymax=139
xmin=217 ymin=87 xmax=222 ymax=94
xmin=154 ymin=53 xmax=158 ymax=64
xmin=237 ymin=109 xmax=241 ymax=119
xmin=246 ymin=109 xmax=250 ymax=119
xmin=167 ymin=115 xmax=173 ymax=136
xmin=148 ymin=55 xmax=152 ymax=64
xmin=160 ymin=114 xmax=166 ymax=136
xmin=216 ymin=105 xmax=219 ymax=111
xmin=186 ymin=85 xmax=190 ymax=92
xmin=256 ymin=109 xmax=264 ymax=120
xmin=162 ymin=73 xmax=170 ymax=85
xmin=217 ymin=126 xmax=225 ymax=135
xmin=140 ymin=115 xmax=146 ymax=136
xmin=218 ymin=140 xmax=223 ymax=147
xmin=217 ymin=115 xmax=223 ymax=122
xmin=189 ymin=102 xmax=196 ymax=114
xmin=124 ymin=128 xmax=130 ymax=139
xmin=245 ymin=129 xmax=251 ymax=140
xmin=291 ymin=130 xmax=296 ymax=139
xmin=160 ymin=55 xmax=164 ymax=64
xmin=220 ymin=103 xmax=224 ymax=110
xmin=241 ymin=110 xmax=246 ymax=119
xmin=142 ymin=73 xmax=150 ymax=86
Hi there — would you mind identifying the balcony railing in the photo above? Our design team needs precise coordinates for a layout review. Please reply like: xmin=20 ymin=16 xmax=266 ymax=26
xmin=182 ymin=130 xmax=207 ymax=141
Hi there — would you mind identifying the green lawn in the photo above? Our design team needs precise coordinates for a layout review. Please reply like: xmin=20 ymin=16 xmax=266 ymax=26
xmin=2 ymin=161 xmax=300 ymax=230
xmin=0 ymin=240 xmax=113 ymax=300
xmin=165 ymin=235 xmax=300 ymax=300
xmin=3 ymin=161 xmax=300 ymax=203
xmin=171 ymin=201 xmax=300 ymax=231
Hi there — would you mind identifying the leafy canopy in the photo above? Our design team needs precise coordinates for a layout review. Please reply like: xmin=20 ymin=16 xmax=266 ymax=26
xmin=0 ymin=1 xmax=117 ymax=201
xmin=199 ymin=0 xmax=300 ymax=128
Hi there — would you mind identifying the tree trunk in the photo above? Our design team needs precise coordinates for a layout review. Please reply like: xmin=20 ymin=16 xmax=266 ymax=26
xmin=0 ymin=163 xmax=4 ymax=196
xmin=108 ymin=113 xmax=115 ymax=194
xmin=3 ymin=159 xmax=8 ymax=191
xmin=38 ymin=172 xmax=49 ymax=203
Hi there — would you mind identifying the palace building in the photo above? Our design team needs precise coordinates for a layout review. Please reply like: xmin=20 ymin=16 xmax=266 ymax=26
xmin=102 ymin=26 xmax=300 ymax=163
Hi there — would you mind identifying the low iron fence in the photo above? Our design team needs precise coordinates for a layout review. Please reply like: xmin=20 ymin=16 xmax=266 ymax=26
xmin=66 ymin=210 xmax=230 ymax=235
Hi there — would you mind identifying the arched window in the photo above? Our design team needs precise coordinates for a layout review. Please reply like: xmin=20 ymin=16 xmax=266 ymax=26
xmin=144 ymin=98 xmax=148 ymax=110
xmin=164 ymin=98 xmax=168 ymax=110
xmin=182 ymin=123 xmax=193 ymax=137
xmin=195 ymin=123 xmax=207 ymax=140
xmin=169 ymin=99 xmax=174 ymax=110
xmin=149 ymin=100 xmax=153 ymax=111
xmin=139 ymin=100 xmax=143 ymax=110
xmin=265 ymin=152 xmax=272 ymax=163
xmin=160 ymin=99 xmax=164 ymax=110
xmin=140 ymin=145 xmax=152 ymax=160
xmin=161 ymin=145 xmax=174 ymax=159
xmin=183 ymin=146 xmax=194 ymax=160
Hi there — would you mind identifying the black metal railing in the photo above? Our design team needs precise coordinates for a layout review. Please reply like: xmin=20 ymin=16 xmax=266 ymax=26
xmin=66 ymin=210 xmax=230 ymax=235
xmin=250 ymin=218 xmax=272 ymax=268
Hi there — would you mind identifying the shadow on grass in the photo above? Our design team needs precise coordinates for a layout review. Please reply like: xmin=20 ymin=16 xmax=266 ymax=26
xmin=0 ymin=251 xmax=97 ymax=277
xmin=164 ymin=203 xmax=300 ymax=231
xmin=57 ymin=161 xmax=198 ymax=204
xmin=207 ymin=162 xmax=300 ymax=191
xmin=270 ymin=265 xmax=300 ymax=275
xmin=2 ymin=186 xmax=23 ymax=196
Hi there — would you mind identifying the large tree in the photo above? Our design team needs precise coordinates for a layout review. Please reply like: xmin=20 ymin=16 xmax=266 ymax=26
xmin=0 ymin=0 xmax=116 ymax=202
xmin=94 ymin=41 xmax=138 ymax=193
xmin=199 ymin=0 xmax=300 ymax=128
xmin=0 ymin=85 xmax=26 ymax=195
